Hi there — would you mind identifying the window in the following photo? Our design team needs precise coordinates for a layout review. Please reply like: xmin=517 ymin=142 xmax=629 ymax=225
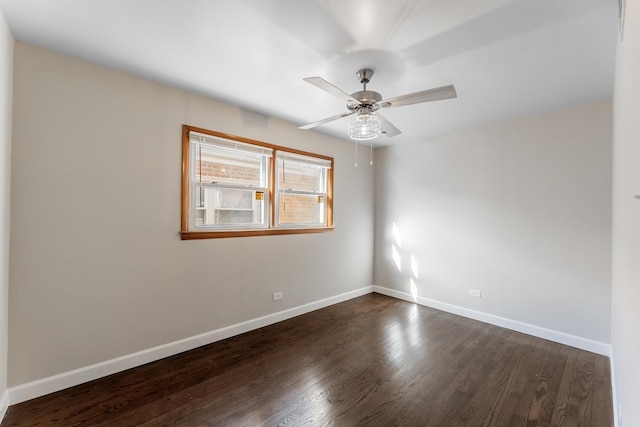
xmin=276 ymin=152 xmax=331 ymax=228
xmin=189 ymin=131 xmax=271 ymax=230
xmin=181 ymin=125 xmax=333 ymax=239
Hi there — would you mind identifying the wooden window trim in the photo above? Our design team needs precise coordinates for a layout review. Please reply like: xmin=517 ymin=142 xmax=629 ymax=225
xmin=180 ymin=125 xmax=334 ymax=240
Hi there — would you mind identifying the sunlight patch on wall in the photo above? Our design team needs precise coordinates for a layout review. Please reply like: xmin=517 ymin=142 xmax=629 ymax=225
xmin=392 ymin=222 xmax=402 ymax=248
xmin=390 ymin=221 xmax=422 ymax=302
xmin=392 ymin=244 xmax=402 ymax=272
xmin=410 ymin=255 xmax=419 ymax=279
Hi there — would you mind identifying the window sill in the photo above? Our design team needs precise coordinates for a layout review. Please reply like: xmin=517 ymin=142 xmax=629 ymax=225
xmin=180 ymin=227 xmax=334 ymax=240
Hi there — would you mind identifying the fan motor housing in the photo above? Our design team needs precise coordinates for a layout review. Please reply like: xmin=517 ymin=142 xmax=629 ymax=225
xmin=348 ymin=90 xmax=382 ymax=111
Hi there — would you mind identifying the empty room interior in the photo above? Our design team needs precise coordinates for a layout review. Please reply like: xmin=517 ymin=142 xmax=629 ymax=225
xmin=0 ymin=0 xmax=638 ymax=426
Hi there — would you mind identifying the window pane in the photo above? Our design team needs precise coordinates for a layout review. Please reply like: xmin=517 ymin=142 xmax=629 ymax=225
xmin=196 ymin=187 xmax=266 ymax=227
xmin=278 ymin=160 xmax=325 ymax=193
xmin=278 ymin=193 xmax=326 ymax=225
xmin=195 ymin=143 xmax=265 ymax=187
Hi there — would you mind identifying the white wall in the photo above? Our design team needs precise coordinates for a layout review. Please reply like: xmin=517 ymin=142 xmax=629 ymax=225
xmin=611 ymin=0 xmax=640 ymax=425
xmin=0 ymin=7 xmax=13 ymax=416
xmin=374 ymin=100 xmax=612 ymax=345
xmin=8 ymin=42 xmax=374 ymax=387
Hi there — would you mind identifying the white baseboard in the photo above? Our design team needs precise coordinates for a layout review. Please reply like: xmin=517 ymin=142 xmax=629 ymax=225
xmin=8 ymin=286 xmax=373 ymax=406
xmin=373 ymin=285 xmax=611 ymax=356
xmin=0 ymin=389 xmax=9 ymax=422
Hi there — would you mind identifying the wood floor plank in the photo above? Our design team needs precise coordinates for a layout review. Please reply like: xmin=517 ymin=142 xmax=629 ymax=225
xmin=2 ymin=294 xmax=613 ymax=426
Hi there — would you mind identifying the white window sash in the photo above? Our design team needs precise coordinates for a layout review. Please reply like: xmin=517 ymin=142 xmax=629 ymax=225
xmin=190 ymin=131 xmax=273 ymax=157
xmin=276 ymin=151 xmax=331 ymax=169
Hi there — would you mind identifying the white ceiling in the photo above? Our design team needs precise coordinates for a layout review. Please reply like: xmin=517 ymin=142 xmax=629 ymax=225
xmin=0 ymin=0 xmax=618 ymax=146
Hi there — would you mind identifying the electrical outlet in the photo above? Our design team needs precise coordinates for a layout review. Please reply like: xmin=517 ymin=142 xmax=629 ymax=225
xmin=273 ymin=292 xmax=283 ymax=301
xmin=469 ymin=289 xmax=482 ymax=298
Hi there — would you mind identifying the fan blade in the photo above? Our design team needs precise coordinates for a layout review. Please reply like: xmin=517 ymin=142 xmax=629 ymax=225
xmin=379 ymin=85 xmax=457 ymax=108
xmin=298 ymin=111 xmax=355 ymax=130
xmin=303 ymin=77 xmax=361 ymax=104
xmin=377 ymin=113 xmax=402 ymax=137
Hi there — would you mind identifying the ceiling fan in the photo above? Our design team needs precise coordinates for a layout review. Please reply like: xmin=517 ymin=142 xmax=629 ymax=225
xmin=299 ymin=69 xmax=457 ymax=140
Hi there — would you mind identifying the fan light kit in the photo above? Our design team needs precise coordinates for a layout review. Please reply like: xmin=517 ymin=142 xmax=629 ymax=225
xmin=299 ymin=68 xmax=457 ymax=142
xmin=348 ymin=110 xmax=380 ymax=141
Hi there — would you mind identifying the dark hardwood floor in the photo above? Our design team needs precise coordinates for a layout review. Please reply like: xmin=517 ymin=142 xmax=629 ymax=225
xmin=2 ymin=293 xmax=613 ymax=426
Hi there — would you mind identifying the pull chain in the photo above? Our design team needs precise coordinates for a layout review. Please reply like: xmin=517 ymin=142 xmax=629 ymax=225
xmin=370 ymin=142 xmax=373 ymax=165
xmin=354 ymin=140 xmax=358 ymax=167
